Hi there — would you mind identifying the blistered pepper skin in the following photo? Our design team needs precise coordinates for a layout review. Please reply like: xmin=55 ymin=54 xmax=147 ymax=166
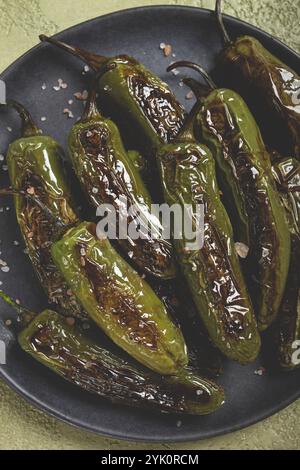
xmin=218 ymin=37 xmax=300 ymax=159
xmin=272 ymin=157 xmax=300 ymax=370
xmin=196 ymin=89 xmax=291 ymax=331
xmin=152 ymin=279 xmax=223 ymax=378
xmin=18 ymin=310 xmax=224 ymax=415
xmin=6 ymin=124 xmax=84 ymax=319
xmin=156 ymin=140 xmax=260 ymax=364
xmin=97 ymin=56 xmax=185 ymax=152
xmin=39 ymin=36 xmax=185 ymax=153
xmin=51 ymin=222 xmax=188 ymax=375
xmin=214 ymin=0 xmax=300 ymax=158
xmin=68 ymin=95 xmax=177 ymax=279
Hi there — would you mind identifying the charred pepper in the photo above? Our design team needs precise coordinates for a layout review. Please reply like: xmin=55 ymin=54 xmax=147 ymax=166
xmin=39 ymin=34 xmax=185 ymax=153
xmin=152 ymin=279 xmax=223 ymax=378
xmin=51 ymin=221 xmax=188 ymax=375
xmin=171 ymin=61 xmax=291 ymax=331
xmin=272 ymin=156 xmax=300 ymax=370
xmin=2 ymin=101 xmax=84 ymax=318
xmin=0 ymin=292 xmax=224 ymax=415
xmin=68 ymin=87 xmax=176 ymax=279
xmin=214 ymin=0 xmax=300 ymax=159
xmin=155 ymin=102 xmax=261 ymax=364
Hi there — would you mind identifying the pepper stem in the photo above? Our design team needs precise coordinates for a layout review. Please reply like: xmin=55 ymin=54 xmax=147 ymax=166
xmin=167 ymin=61 xmax=217 ymax=141
xmin=80 ymin=83 xmax=101 ymax=122
xmin=177 ymin=99 xmax=203 ymax=142
xmin=0 ymin=291 xmax=35 ymax=326
xmin=2 ymin=100 xmax=40 ymax=137
xmin=167 ymin=61 xmax=217 ymax=90
xmin=182 ymin=78 xmax=211 ymax=100
xmin=215 ymin=0 xmax=231 ymax=46
xmin=39 ymin=35 xmax=108 ymax=71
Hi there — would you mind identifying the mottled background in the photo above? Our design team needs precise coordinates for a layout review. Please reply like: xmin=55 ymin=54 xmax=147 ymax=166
xmin=0 ymin=0 xmax=300 ymax=450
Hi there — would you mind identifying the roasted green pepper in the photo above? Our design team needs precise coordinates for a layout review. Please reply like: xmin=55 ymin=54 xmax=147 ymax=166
xmin=68 ymin=88 xmax=176 ymax=279
xmin=214 ymin=0 xmax=300 ymax=159
xmin=2 ymin=101 xmax=84 ymax=318
xmin=51 ymin=221 xmax=188 ymax=375
xmin=272 ymin=156 xmax=300 ymax=370
xmin=127 ymin=150 xmax=148 ymax=176
xmin=155 ymin=103 xmax=261 ymax=363
xmin=0 ymin=292 xmax=224 ymax=415
xmin=152 ymin=279 xmax=223 ymax=378
xmin=171 ymin=61 xmax=291 ymax=332
xmin=39 ymin=34 xmax=185 ymax=153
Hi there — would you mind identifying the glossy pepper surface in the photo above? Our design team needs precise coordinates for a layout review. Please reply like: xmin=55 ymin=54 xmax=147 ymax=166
xmin=272 ymin=157 xmax=300 ymax=370
xmin=172 ymin=61 xmax=291 ymax=332
xmin=215 ymin=0 xmax=300 ymax=159
xmin=0 ymin=292 xmax=224 ymax=415
xmin=156 ymin=104 xmax=261 ymax=364
xmin=68 ymin=88 xmax=176 ymax=279
xmin=51 ymin=221 xmax=188 ymax=375
xmin=4 ymin=101 xmax=84 ymax=318
xmin=39 ymin=35 xmax=185 ymax=152
xmin=152 ymin=279 xmax=223 ymax=378
xmin=17 ymin=309 xmax=224 ymax=415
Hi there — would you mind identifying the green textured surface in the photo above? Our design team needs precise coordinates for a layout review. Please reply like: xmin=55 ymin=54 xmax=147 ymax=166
xmin=0 ymin=0 xmax=300 ymax=451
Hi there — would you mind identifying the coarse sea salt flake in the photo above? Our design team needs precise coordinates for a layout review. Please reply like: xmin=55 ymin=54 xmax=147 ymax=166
xmin=235 ymin=242 xmax=249 ymax=259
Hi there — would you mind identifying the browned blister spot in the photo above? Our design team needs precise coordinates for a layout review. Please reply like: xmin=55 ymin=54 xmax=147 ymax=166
xmin=223 ymin=40 xmax=300 ymax=158
xmin=201 ymin=222 xmax=248 ymax=340
xmin=79 ymin=126 xmax=110 ymax=160
xmin=76 ymin=243 xmax=159 ymax=350
xmin=162 ymin=149 xmax=249 ymax=341
xmin=18 ymin=172 xmax=83 ymax=316
xmin=30 ymin=326 xmax=55 ymax=356
xmin=204 ymin=102 xmax=278 ymax=308
xmin=127 ymin=74 xmax=184 ymax=143
xmin=29 ymin=319 xmax=211 ymax=412
xmin=78 ymin=125 xmax=174 ymax=276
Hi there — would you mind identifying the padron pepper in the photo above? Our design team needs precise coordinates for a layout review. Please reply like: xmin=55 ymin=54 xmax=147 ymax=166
xmin=51 ymin=221 xmax=188 ymax=375
xmin=0 ymin=292 xmax=224 ymax=415
xmin=214 ymin=0 xmax=300 ymax=159
xmin=39 ymin=34 xmax=185 ymax=153
xmin=155 ymin=101 xmax=261 ymax=364
xmin=272 ymin=156 xmax=300 ymax=370
xmin=170 ymin=61 xmax=291 ymax=332
xmin=127 ymin=149 xmax=148 ymax=176
xmin=1 ymin=101 xmax=84 ymax=318
xmin=68 ymin=87 xmax=176 ymax=279
xmin=152 ymin=279 xmax=223 ymax=378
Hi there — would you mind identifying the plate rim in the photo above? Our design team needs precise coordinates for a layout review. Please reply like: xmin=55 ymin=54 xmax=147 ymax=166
xmin=2 ymin=363 xmax=300 ymax=443
xmin=1 ymin=4 xmax=300 ymax=443
xmin=1 ymin=4 xmax=299 ymax=80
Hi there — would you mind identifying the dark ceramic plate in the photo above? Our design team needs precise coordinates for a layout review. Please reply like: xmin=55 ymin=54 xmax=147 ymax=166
xmin=0 ymin=5 xmax=300 ymax=443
